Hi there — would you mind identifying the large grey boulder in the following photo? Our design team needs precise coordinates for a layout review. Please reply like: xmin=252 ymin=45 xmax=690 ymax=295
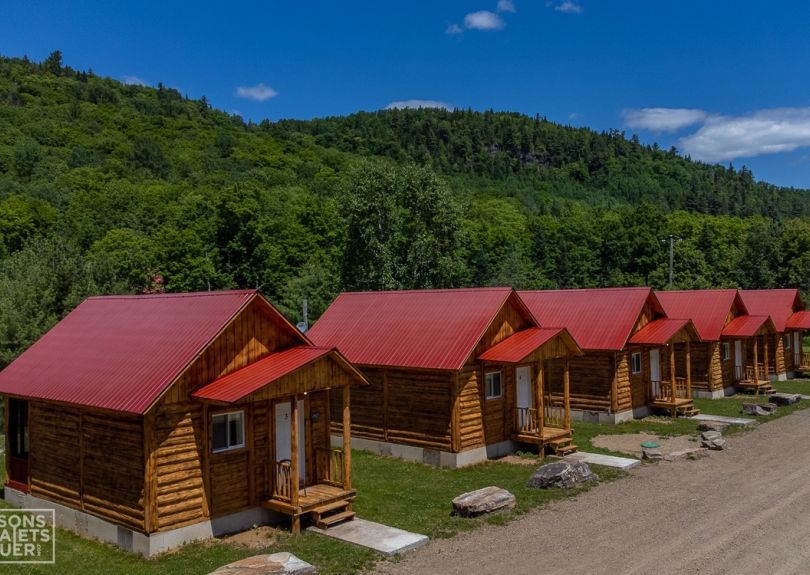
xmin=742 ymin=403 xmax=777 ymax=416
xmin=700 ymin=430 xmax=727 ymax=450
xmin=527 ymin=461 xmax=597 ymax=489
xmin=452 ymin=486 xmax=516 ymax=517
xmin=697 ymin=421 xmax=730 ymax=433
xmin=209 ymin=553 xmax=317 ymax=575
xmin=768 ymin=393 xmax=802 ymax=406
xmin=663 ymin=448 xmax=709 ymax=462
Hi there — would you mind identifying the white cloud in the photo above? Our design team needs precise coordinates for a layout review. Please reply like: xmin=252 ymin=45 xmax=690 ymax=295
xmin=446 ymin=23 xmax=463 ymax=35
xmin=555 ymin=1 xmax=582 ymax=14
xmin=235 ymin=83 xmax=278 ymax=101
xmin=464 ymin=10 xmax=505 ymax=30
xmin=497 ymin=0 xmax=516 ymax=13
xmin=623 ymin=107 xmax=708 ymax=132
xmin=678 ymin=108 xmax=810 ymax=162
xmin=386 ymin=99 xmax=451 ymax=111
xmin=122 ymin=75 xmax=148 ymax=86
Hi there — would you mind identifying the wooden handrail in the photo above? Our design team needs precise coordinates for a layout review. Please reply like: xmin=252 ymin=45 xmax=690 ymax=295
xmin=650 ymin=378 xmax=688 ymax=401
xmin=315 ymin=447 xmax=345 ymax=487
xmin=797 ymin=351 xmax=810 ymax=368
xmin=744 ymin=363 xmax=767 ymax=382
xmin=516 ymin=407 xmax=539 ymax=434
xmin=544 ymin=403 xmax=565 ymax=429
xmin=272 ymin=460 xmax=293 ymax=502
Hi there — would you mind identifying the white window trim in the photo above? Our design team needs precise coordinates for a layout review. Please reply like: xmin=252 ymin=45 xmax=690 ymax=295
xmin=722 ymin=342 xmax=730 ymax=361
xmin=631 ymin=352 xmax=642 ymax=374
xmin=485 ymin=371 xmax=503 ymax=399
xmin=212 ymin=410 xmax=245 ymax=453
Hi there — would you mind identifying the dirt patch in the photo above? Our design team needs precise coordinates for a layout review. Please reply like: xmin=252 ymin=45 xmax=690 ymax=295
xmin=496 ymin=455 xmax=541 ymax=466
xmin=591 ymin=432 xmax=697 ymax=457
xmin=216 ymin=525 xmax=281 ymax=549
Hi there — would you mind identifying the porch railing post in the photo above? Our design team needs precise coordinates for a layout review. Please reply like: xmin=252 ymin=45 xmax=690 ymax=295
xmin=342 ymin=385 xmax=352 ymax=491
xmin=563 ymin=359 xmax=571 ymax=430
xmin=753 ymin=338 xmax=759 ymax=382
xmin=686 ymin=340 xmax=692 ymax=399
xmin=669 ymin=345 xmax=676 ymax=405
xmin=536 ymin=361 xmax=544 ymax=431
xmin=290 ymin=395 xmax=300 ymax=511
xmin=764 ymin=334 xmax=770 ymax=379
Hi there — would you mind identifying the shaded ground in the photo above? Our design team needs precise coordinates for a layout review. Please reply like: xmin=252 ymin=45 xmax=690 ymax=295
xmin=374 ymin=409 xmax=810 ymax=575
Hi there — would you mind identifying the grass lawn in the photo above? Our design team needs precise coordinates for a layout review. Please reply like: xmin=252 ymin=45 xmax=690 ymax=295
xmin=0 ymin=451 xmax=621 ymax=575
xmin=772 ymin=377 xmax=810 ymax=395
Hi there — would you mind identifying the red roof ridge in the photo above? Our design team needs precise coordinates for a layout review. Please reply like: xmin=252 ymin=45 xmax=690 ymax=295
xmin=87 ymin=289 xmax=258 ymax=301
xmin=337 ymin=287 xmax=513 ymax=296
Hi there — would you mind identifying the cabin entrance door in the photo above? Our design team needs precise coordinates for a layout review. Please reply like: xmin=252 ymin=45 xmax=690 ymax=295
xmin=7 ymin=399 xmax=29 ymax=488
xmin=275 ymin=399 xmax=306 ymax=485
xmin=516 ymin=366 xmax=533 ymax=429
xmin=649 ymin=349 xmax=661 ymax=400
xmin=734 ymin=340 xmax=743 ymax=380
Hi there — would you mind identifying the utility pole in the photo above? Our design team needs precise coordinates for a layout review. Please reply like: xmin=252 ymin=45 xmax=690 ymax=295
xmin=663 ymin=235 xmax=680 ymax=288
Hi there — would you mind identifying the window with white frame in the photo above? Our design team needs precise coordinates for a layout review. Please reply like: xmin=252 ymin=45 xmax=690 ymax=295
xmin=631 ymin=352 xmax=642 ymax=374
xmin=485 ymin=371 xmax=502 ymax=399
xmin=785 ymin=334 xmax=792 ymax=350
xmin=212 ymin=411 xmax=245 ymax=453
xmin=722 ymin=342 xmax=730 ymax=361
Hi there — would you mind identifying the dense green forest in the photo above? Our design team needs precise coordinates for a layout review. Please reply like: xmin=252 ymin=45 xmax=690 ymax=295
xmin=1 ymin=52 xmax=810 ymax=366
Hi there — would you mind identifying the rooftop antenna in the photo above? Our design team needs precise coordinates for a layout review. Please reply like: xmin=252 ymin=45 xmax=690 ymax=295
xmin=296 ymin=298 xmax=309 ymax=333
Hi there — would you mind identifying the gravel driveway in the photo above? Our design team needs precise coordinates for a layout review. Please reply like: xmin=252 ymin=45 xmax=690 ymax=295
xmin=374 ymin=408 xmax=810 ymax=575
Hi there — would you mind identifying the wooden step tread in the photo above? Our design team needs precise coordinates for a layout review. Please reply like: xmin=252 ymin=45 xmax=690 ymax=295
xmin=554 ymin=444 xmax=578 ymax=455
xmin=310 ymin=499 xmax=350 ymax=516
xmin=315 ymin=510 xmax=356 ymax=529
xmin=546 ymin=436 xmax=573 ymax=445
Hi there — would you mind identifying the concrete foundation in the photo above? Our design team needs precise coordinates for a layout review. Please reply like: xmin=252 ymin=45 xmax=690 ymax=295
xmin=770 ymin=372 xmax=789 ymax=382
xmin=569 ymin=408 xmax=635 ymax=424
xmin=4 ymin=486 xmax=282 ymax=557
xmin=333 ymin=435 xmax=493 ymax=468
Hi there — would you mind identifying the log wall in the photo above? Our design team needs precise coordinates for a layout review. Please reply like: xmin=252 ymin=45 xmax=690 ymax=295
xmin=549 ymin=353 xmax=615 ymax=413
xmin=29 ymin=402 xmax=145 ymax=532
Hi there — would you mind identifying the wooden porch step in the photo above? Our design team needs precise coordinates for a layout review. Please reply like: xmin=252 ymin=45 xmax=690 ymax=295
xmin=552 ymin=443 xmax=578 ymax=455
xmin=315 ymin=509 xmax=356 ymax=529
xmin=544 ymin=434 xmax=577 ymax=456
xmin=309 ymin=498 xmax=352 ymax=515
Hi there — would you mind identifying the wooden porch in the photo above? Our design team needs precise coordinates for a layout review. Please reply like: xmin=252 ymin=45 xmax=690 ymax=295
xmin=647 ymin=341 xmax=698 ymax=417
xmin=795 ymin=351 xmax=810 ymax=372
xmin=511 ymin=360 xmax=576 ymax=456
xmin=735 ymin=364 xmax=774 ymax=395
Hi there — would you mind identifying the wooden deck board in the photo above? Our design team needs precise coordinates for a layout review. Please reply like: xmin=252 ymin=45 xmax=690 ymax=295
xmin=262 ymin=483 xmax=355 ymax=516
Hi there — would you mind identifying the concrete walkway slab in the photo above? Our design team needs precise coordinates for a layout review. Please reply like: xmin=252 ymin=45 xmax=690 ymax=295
xmin=308 ymin=518 xmax=428 ymax=556
xmin=564 ymin=451 xmax=640 ymax=470
xmin=690 ymin=413 xmax=755 ymax=426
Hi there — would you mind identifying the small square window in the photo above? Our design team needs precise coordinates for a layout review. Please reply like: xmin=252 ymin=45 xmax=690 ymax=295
xmin=785 ymin=335 xmax=792 ymax=350
xmin=631 ymin=352 xmax=642 ymax=374
xmin=722 ymin=342 xmax=730 ymax=361
xmin=485 ymin=371 xmax=502 ymax=399
xmin=212 ymin=411 xmax=245 ymax=453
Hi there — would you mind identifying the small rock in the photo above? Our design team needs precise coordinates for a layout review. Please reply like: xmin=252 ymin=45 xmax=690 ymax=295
xmin=209 ymin=552 xmax=317 ymax=575
xmin=700 ymin=430 xmax=722 ymax=441
xmin=697 ymin=421 xmax=729 ymax=433
xmin=768 ymin=393 xmax=801 ymax=406
xmin=663 ymin=448 xmax=709 ymax=461
xmin=452 ymin=486 xmax=516 ymax=517
xmin=642 ymin=447 xmax=663 ymax=460
xmin=700 ymin=430 xmax=727 ymax=450
xmin=742 ymin=403 xmax=777 ymax=416
xmin=527 ymin=461 xmax=598 ymax=489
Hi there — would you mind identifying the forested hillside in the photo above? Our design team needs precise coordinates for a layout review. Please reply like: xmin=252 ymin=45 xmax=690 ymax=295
xmin=1 ymin=52 xmax=810 ymax=366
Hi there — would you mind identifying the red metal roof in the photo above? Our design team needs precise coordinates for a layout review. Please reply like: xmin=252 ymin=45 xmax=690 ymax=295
xmin=308 ymin=288 xmax=536 ymax=370
xmin=721 ymin=315 xmax=773 ymax=337
xmin=628 ymin=318 xmax=693 ymax=345
xmin=192 ymin=346 xmax=333 ymax=403
xmin=0 ymin=290 xmax=269 ymax=414
xmin=478 ymin=327 xmax=567 ymax=363
xmin=787 ymin=310 xmax=810 ymax=330
xmin=656 ymin=290 xmax=747 ymax=341
xmin=518 ymin=287 xmax=660 ymax=351
xmin=740 ymin=289 xmax=803 ymax=332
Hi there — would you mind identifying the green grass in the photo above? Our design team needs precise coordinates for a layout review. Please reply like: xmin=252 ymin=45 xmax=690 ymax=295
xmin=772 ymin=377 xmax=810 ymax=395
xmin=0 ymin=451 xmax=621 ymax=575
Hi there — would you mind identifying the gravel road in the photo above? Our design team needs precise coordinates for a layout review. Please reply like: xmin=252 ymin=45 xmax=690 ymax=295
xmin=374 ymin=408 xmax=810 ymax=575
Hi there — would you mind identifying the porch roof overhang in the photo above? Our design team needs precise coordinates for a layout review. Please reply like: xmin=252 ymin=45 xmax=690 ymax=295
xmin=721 ymin=315 xmax=775 ymax=337
xmin=477 ymin=327 xmax=582 ymax=364
xmin=628 ymin=318 xmax=698 ymax=345
xmin=786 ymin=311 xmax=810 ymax=330
xmin=191 ymin=346 xmax=366 ymax=404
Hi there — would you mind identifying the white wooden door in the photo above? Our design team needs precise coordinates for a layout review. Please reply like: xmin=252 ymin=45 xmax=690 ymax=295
xmin=649 ymin=349 xmax=660 ymax=398
xmin=516 ymin=366 xmax=532 ymax=428
xmin=275 ymin=400 xmax=306 ymax=482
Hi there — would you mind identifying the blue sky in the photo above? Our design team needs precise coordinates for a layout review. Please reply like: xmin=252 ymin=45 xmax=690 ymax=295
xmin=4 ymin=1 xmax=810 ymax=188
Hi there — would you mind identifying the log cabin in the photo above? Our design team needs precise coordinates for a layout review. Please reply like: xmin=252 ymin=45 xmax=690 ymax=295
xmin=0 ymin=290 xmax=367 ymax=556
xmin=657 ymin=289 xmax=777 ymax=396
xmin=740 ymin=289 xmax=810 ymax=379
xmin=308 ymin=288 xmax=583 ymax=468
xmin=519 ymin=288 xmax=700 ymax=422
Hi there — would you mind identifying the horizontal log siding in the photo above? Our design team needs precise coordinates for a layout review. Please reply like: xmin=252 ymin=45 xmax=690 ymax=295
xmin=457 ymin=365 xmax=485 ymax=450
xmin=153 ymin=401 xmax=206 ymax=531
xmin=549 ymin=353 xmax=615 ymax=413
xmin=29 ymin=403 xmax=82 ymax=508
xmin=29 ymin=402 xmax=146 ymax=532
